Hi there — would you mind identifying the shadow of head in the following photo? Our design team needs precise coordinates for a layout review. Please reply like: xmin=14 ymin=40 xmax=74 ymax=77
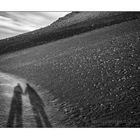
xmin=14 ymin=83 xmax=23 ymax=92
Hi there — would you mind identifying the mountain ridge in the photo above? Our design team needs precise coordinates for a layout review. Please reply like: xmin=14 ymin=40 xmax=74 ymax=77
xmin=0 ymin=12 xmax=140 ymax=55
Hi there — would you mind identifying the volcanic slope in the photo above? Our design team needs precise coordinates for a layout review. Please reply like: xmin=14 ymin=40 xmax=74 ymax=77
xmin=0 ymin=12 xmax=140 ymax=55
xmin=0 ymin=17 xmax=140 ymax=127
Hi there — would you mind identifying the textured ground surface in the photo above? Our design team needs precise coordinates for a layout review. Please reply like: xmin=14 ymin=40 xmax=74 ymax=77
xmin=0 ymin=19 xmax=140 ymax=127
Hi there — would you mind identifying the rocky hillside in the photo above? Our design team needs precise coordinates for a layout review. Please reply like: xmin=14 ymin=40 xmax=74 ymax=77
xmin=0 ymin=12 xmax=140 ymax=55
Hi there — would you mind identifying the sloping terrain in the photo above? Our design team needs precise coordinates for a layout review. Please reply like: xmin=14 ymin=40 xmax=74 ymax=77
xmin=0 ymin=12 xmax=140 ymax=55
xmin=0 ymin=15 xmax=140 ymax=127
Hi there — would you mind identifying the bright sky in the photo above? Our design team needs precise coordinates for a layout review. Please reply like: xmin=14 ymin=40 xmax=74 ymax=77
xmin=0 ymin=12 xmax=70 ymax=39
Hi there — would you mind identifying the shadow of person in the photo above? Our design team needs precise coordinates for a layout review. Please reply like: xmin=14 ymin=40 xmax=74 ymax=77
xmin=7 ymin=83 xmax=23 ymax=128
xmin=25 ymin=83 xmax=52 ymax=128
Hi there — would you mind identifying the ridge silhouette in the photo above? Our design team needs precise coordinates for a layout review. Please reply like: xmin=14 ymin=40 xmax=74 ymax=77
xmin=7 ymin=83 xmax=23 ymax=128
xmin=25 ymin=83 xmax=52 ymax=128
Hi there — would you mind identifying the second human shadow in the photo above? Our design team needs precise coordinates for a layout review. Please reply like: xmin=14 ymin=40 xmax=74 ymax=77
xmin=7 ymin=84 xmax=23 ymax=127
xmin=25 ymin=83 xmax=52 ymax=128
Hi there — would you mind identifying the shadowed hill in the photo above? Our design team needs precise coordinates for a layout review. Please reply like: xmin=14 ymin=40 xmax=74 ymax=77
xmin=0 ymin=12 xmax=140 ymax=127
xmin=0 ymin=12 xmax=140 ymax=55
xmin=0 ymin=18 xmax=140 ymax=127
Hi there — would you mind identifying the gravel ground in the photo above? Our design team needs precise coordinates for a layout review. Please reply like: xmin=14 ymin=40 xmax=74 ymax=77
xmin=0 ymin=19 xmax=140 ymax=127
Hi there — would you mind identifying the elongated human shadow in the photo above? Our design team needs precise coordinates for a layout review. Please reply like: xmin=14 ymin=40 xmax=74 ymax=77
xmin=25 ymin=84 xmax=52 ymax=128
xmin=7 ymin=84 xmax=23 ymax=128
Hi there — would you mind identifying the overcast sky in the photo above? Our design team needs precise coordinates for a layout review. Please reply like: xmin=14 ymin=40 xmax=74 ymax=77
xmin=0 ymin=12 xmax=69 ymax=39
